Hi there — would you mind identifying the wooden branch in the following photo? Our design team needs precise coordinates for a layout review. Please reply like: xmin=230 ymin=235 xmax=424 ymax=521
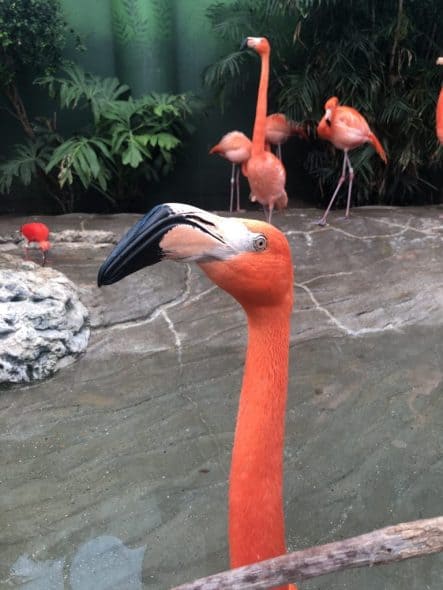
xmin=171 ymin=516 xmax=443 ymax=590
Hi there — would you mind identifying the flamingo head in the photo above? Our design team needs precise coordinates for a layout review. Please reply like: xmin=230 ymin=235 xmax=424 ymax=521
xmin=240 ymin=36 xmax=270 ymax=56
xmin=436 ymin=57 xmax=443 ymax=66
xmin=324 ymin=96 xmax=339 ymax=119
xmin=97 ymin=203 xmax=293 ymax=311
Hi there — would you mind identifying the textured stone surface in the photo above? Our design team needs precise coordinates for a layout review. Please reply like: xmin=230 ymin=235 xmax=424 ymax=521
xmin=0 ymin=255 xmax=90 ymax=383
xmin=0 ymin=206 xmax=442 ymax=589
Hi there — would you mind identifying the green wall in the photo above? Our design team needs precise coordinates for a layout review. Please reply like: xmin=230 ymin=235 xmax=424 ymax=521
xmin=0 ymin=0 xmax=258 ymax=214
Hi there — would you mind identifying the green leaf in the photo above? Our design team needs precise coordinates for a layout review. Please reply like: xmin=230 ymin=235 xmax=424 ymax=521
xmin=122 ymin=142 xmax=143 ymax=168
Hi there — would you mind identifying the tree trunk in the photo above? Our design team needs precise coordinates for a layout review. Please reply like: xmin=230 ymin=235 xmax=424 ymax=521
xmin=3 ymin=82 xmax=35 ymax=139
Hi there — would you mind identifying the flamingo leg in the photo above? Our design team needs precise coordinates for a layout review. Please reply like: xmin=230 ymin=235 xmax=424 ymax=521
xmin=41 ymin=249 xmax=47 ymax=266
xmin=344 ymin=152 xmax=354 ymax=219
xmin=23 ymin=241 xmax=29 ymax=260
xmin=235 ymin=166 xmax=241 ymax=212
xmin=229 ymin=163 xmax=236 ymax=213
xmin=318 ymin=151 xmax=348 ymax=226
xmin=277 ymin=144 xmax=282 ymax=160
xmin=263 ymin=204 xmax=274 ymax=224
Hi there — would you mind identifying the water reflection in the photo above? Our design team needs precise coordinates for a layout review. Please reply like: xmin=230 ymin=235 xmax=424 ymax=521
xmin=10 ymin=536 xmax=146 ymax=589
xmin=10 ymin=555 xmax=64 ymax=589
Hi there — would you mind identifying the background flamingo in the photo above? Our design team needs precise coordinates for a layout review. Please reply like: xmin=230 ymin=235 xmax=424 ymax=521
xmin=209 ymin=131 xmax=251 ymax=212
xmin=241 ymin=37 xmax=287 ymax=223
xmin=98 ymin=203 xmax=297 ymax=590
xmin=436 ymin=57 xmax=443 ymax=144
xmin=265 ymin=113 xmax=307 ymax=160
xmin=20 ymin=222 xmax=51 ymax=265
xmin=317 ymin=96 xmax=387 ymax=226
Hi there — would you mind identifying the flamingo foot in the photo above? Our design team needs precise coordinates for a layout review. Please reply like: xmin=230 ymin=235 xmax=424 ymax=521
xmin=317 ymin=217 xmax=328 ymax=227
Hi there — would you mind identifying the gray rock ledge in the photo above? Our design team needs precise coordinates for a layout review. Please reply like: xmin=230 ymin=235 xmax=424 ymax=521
xmin=0 ymin=254 xmax=90 ymax=383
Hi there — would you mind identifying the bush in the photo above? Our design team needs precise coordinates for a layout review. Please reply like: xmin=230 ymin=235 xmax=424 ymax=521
xmin=0 ymin=0 xmax=81 ymax=138
xmin=0 ymin=65 xmax=199 ymax=212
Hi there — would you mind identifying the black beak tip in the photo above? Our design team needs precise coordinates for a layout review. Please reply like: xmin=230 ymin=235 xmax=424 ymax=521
xmin=97 ymin=266 xmax=108 ymax=288
xmin=95 ymin=203 xmax=176 ymax=289
xmin=240 ymin=37 xmax=248 ymax=51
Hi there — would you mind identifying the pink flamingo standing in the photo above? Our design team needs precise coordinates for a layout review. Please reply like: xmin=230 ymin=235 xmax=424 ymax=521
xmin=241 ymin=37 xmax=287 ymax=223
xmin=209 ymin=131 xmax=251 ymax=212
xmin=317 ymin=96 xmax=387 ymax=226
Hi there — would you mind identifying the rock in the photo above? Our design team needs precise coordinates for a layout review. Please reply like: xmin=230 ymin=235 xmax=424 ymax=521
xmin=52 ymin=229 xmax=117 ymax=245
xmin=0 ymin=254 xmax=90 ymax=384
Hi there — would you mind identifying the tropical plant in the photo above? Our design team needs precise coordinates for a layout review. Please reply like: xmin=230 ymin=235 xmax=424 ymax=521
xmin=204 ymin=0 xmax=442 ymax=206
xmin=0 ymin=65 xmax=199 ymax=211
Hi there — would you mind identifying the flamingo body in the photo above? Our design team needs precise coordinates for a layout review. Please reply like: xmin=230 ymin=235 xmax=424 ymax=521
xmin=20 ymin=222 xmax=51 ymax=265
xmin=98 ymin=203 xmax=297 ymax=590
xmin=265 ymin=113 xmax=307 ymax=159
xmin=241 ymin=37 xmax=287 ymax=222
xmin=265 ymin=113 xmax=293 ymax=145
xmin=210 ymin=131 xmax=251 ymax=164
xmin=246 ymin=151 xmax=287 ymax=211
xmin=319 ymin=97 xmax=387 ymax=160
xmin=317 ymin=96 xmax=387 ymax=225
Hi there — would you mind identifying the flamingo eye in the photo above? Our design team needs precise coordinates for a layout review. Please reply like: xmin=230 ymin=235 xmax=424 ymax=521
xmin=253 ymin=234 xmax=267 ymax=252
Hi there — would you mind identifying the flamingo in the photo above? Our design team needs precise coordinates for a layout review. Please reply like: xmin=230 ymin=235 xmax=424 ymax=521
xmin=209 ymin=131 xmax=251 ymax=212
xmin=265 ymin=113 xmax=307 ymax=160
xmin=436 ymin=57 xmax=443 ymax=144
xmin=20 ymin=222 xmax=51 ymax=265
xmin=317 ymin=96 xmax=387 ymax=226
xmin=98 ymin=203 xmax=297 ymax=590
xmin=241 ymin=37 xmax=288 ymax=223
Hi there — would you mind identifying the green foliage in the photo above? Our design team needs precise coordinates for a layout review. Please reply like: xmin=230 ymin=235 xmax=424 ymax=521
xmin=111 ymin=0 xmax=150 ymax=45
xmin=0 ymin=0 xmax=80 ymax=87
xmin=0 ymin=66 xmax=199 ymax=211
xmin=38 ymin=64 xmax=130 ymax=124
xmin=205 ymin=0 xmax=442 ymax=206
xmin=0 ymin=139 xmax=47 ymax=192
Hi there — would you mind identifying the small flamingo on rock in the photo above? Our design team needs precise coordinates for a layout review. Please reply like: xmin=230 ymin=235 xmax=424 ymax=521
xmin=265 ymin=113 xmax=307 ymax=160
xmin=436 ymin=57 xmax=443 ymax=144
xmin=20 ymin=222 xmax=51 ymax=265
xmin=317 ymin=96 xmax=387 ymax=226
xmin=209 ymin=131 xmax=251 ymax=212
xmin=241 ymin=37 xmax=287 ymax=223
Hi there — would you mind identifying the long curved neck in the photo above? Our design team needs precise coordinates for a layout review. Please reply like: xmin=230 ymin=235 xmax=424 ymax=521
xmin=229 ymin=305 xmax=291 ymax=577
xmin=251 ymin=48 xmax=270 ymax=156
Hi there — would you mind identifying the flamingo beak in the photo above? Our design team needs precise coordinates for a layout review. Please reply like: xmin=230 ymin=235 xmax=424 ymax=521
xmin=240 ymin=37 xmax=249 ymax=51
xmin=97 ymin=204 xmax=231 ymax=287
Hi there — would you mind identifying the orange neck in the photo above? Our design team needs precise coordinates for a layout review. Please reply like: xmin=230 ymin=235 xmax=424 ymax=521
xmin=251 ymin=48 xmax=270 ymax=156
xmin=229 ymin=305 xmax=291 ymax=573
xmin=437 ymin=87 xmax=443 ymax=144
